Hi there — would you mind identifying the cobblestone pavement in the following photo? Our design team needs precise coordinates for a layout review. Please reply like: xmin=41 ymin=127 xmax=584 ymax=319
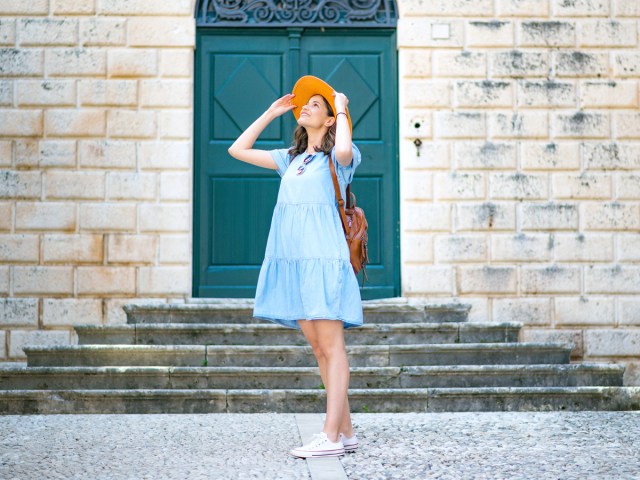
xmin=1 ymin=412 xmax=639 ymax=479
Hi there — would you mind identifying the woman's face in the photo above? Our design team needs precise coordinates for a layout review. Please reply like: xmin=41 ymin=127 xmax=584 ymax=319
xmin=298 ymin=94 xmax=334 ymax=130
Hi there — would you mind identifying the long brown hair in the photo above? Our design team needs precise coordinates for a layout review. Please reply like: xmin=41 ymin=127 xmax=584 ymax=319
xmin=287 ymin=96 xmax=336 ymax=159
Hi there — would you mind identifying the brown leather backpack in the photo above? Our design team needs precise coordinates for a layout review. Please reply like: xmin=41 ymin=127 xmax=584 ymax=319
xmin=328 ymin=155 xmax=369 ymax=285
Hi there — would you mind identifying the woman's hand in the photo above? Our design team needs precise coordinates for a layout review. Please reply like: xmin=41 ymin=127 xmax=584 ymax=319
xmin=333 ymin=91 xmax=349 ymax=113
xmin=267 ymin=93 xmax=296 ymax=117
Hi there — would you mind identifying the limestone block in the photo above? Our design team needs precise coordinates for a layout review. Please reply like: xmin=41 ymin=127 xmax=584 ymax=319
xmin=0 ymin=48 xmax=44 ymax=76
xmin=0 ymin=110 xmax=43 ymax=137
xmin=454 ymin=141 xmax=516 ymax=170
xmin=107 ymin=234 xmax=157 ymax=263
xmin=106 ymin=172 xmax=157 ymax=200
xmin=79 ymin=80 xmax=137 ymax=106
xmin=614 ymin=0 xmax=640 ymax=16
xmin=400 ymin=109 xmax=432 ymax=140
xmin=18 ymin=18 xmax=78 ymax=46
xmin=43 ymin=298 xmax=103 ymax=326
xmin=17 ymin=80 xmax=76 ymax=107
xmin=0 ymin=298 xmax=38 ymax=326
xmin=620 ymin=299 xmax=640 ymax=326
xmin=0 ymin=140 xmax=10 ymax=166
xmin=615 ymin=112 xmax=640 ymax=138
xmin=466 ymin=20 xmax=514 ymax=47
xmin=457 ymin=266 xmax=517 ymax=294
xmin=496 ymin=0 xmax=549 ymax=16
xmin=580 ymin=81 xmax=638 ymax=108
xmin=579 ymin=20 xmax=637 ymax=47
xmin=519 ymin=202 xmax=578 ymax=230
xmin=582 ymin=202 xmax=640 ymax=230
xmin=97 ymin=0 xmax=193 ymax=15
xmin=400 ymin=49 xmax=431 ymax=78
xmin=13 ymin=266 xmax=74 ymax=294
xmin=434 ymin=172 xmax=485 ymax=200
xmin=552 ymin=111 xmax=610 ymax=138
xmin=0 ymin=330 xmax=4 ymax=357
xmin=138 ymin=141 xmax=191 ymax=170
xmin=104 ymin=297 xmax=166 ymax=325
xmin=0 ymin=20 xmax=16 ymax=46
xmin=0 ymin=80 xmax=12 ymax=105
xmin=15 ymin=140 xmax=76 ymax=168
xmin=520 ymin=328 xmax=582 ymax=357
xmin=15 ymin=202 xmax=76 ymax=231
xmin=551 ymin=173 xmax=611 ymax=199
xmin=455 ymin=80 xmax=513 ymax=107
xmin=0 ymin=266 xmax=7 ymax=293
xmin=140 ymin=80 xmax=192 ymax=108
xmin=615 ymin=52 xmax=640 ymax=79
xmin=158 ymin=110 xmax=193 ymax=140
xmin=490 ymin=233 xmax=551 ymax=262
xmin=397 ymin=18 xmax=464 ymax=48
xmin=434 ymin=111 xmax=485 ymax=138
xmin=519 ymin=21 xmax=575 ymax=46
xmin=586 ymin=265 xmax=640 ymax=294
xmin=0 ymin=202 xmax=11 ymax=231
xmin=584 ymin=329 xmax=640 ymax=356
xmin=46 ymin=48 xmax=107 ymax=77
xmin=108 ymin=48 xmax=158 ymax=77
xmin=403 ymin=203 xmax=451 ymax=231
xmin=402 ymin=265 xmax=453 ymax=295
xmin=9 ymin=329 xmax=70 ymax=358
xmin=455 ymin=202 xmax=516 ymax=231
xmin=79 ymin=140 xmax=136 ymax=169
xmin=490 ymin=111 xmax=548 ymax=138
xmin=434 ymin=234 xmax=487 ymax=262
xmin=401 ymin=171 xmax=432 ymax=201
xmin=400 ymin=0 xmax=493 ymax=16
xmin=161 ymin=48 xmax=194 ymax=78
xmin=490 ymin=50 xmax=549 ymax=77
xmin=400 ymin=233 xmax=433 ymax=263
xmin=401 ymin=141 xmax=449 ymax=170
xmin=553 ymin=233 xmax=613 ymax=262
xmin=521 ymin=265 xmax=581 ymax=294
xmin=128 ymin=17 xmax=195 ymax=47
xmin=623 ymin=362 xmax=640 ymax=387
xmin=583 ymin=143 xmax=640 ymax=170
xmin=493 ymin=297 xmax=551 ymax=325
xmin=616 ymin=178 xmax=640 ymax=204
xmin=489 ymin=172 xmax=548 ymax=199
xmin=433 ymin=50 xmax=486 ymax=77
xmin=139 ymin=204 xmax=191 ymax=232
xmin=404 ymin=80 xmax=451 ymax=108
xmin=517 ymin=80 xmax=576 ymax=108
xmin=80 ymin=18 xmax=125 ymax=46
xmin=0 ymin=234 xmax=39 ymax=262
xmin=46 ymin=171 xmax=105 ymax=199
xmin=556 ymin=296 xmax=614 ymax=326
xmin=159 ymin=172 xmax=190 ymax=201
xmin=43 ymin=234 xmax=103 ymax=263
xmin=138 ymin=266 xmax=191 ymax=295
xmin=80 ymin=203 xmax=136 ymax=231
xmin=0 ymin=170 xmax=41 ymax=199
xmin=552 ymin=0 xmax=609 ymax=16
xmin=45 ymin=109 xmax=106 ymax=137
xmin=77 ymin=266 xmax=136 ymax=295
xmin=553 ymin=51 xmax=609 ymax=77
xmin=108 ymin=110 xmax=156 ymax=138
xmin=619 ymin=234 xmax=640 ymax=261
xmin=157 ymin=233 xmax=190 ymax=265
xmin=53 ymin=0 xmax=96 ymax=15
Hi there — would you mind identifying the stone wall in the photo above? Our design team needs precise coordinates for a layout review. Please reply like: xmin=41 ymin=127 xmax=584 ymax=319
xmin=0 ymin=0 xmax=195 ymax=358
xmin=397 ymin=0 xmax=640 ymax=384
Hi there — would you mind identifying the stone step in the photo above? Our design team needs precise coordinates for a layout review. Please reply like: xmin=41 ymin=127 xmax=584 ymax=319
xmin=75 ymin=322 xmax=522 ymax=346
xmin=1 ymin=386 xmax=638 ymax=414
xmin=24 ymin=343 xmax=572 ymax=368
xmin=123 ymin=302 xmax=471 ymax=325
xmin=0 ymin=364 xmax=624 ymax=390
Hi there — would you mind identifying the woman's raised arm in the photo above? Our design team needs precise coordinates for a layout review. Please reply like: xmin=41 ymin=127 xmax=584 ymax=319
xmin=227 ymin=93 xmax=296 ymax=169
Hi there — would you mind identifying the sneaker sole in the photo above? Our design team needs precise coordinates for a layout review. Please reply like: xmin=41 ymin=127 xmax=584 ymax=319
xmin=344 ymin=444 xmax=358 ymax=453
xmin=290 ymin=449 xmax=345 ymax=458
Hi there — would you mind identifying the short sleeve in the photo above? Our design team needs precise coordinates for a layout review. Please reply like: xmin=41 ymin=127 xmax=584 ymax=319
xmin=330 ymin=142 xmax=362 ymax=185
xmin=269 ymin=148 xmax=292 ymax=177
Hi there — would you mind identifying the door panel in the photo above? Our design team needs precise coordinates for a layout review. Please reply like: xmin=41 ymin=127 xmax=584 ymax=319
xmin=194 ymin=28 xmax=398 ymax=299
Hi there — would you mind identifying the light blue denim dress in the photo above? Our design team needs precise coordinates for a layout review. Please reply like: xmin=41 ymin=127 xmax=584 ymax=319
xmin=252 ymin=143 xmax=364 ymax=330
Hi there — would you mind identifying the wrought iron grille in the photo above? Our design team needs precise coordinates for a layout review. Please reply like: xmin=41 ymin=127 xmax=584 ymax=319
xmin=195 ymin=0 xmax=397 ymax=28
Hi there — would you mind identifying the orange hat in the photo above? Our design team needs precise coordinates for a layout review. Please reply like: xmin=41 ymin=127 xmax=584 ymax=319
xmin=291 ymin=75 xmax=352 ymax=134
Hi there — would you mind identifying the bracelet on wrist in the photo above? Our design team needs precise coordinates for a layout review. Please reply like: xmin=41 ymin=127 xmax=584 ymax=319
xmin=336 ymin=112 xmax=347 ymax=118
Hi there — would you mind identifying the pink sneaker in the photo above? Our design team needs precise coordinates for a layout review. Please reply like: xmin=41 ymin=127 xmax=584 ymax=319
xmin=290 ymin=432 xmax=345 ymax=458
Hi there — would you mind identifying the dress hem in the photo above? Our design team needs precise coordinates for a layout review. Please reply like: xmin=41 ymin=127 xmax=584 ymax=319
xmin=253 ymin=313 xmax=363 ymax=330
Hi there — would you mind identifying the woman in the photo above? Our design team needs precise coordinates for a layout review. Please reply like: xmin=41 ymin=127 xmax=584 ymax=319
xmin=228 ymin=75 xmax=363 ymax=458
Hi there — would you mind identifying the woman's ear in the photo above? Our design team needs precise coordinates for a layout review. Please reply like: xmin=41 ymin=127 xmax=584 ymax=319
xmin=325 ymin=116 xmax=336 ymax=128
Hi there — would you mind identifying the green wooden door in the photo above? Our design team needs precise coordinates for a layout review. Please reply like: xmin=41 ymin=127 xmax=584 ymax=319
xmin=194 ymin=28 xmax=399 ymax=299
